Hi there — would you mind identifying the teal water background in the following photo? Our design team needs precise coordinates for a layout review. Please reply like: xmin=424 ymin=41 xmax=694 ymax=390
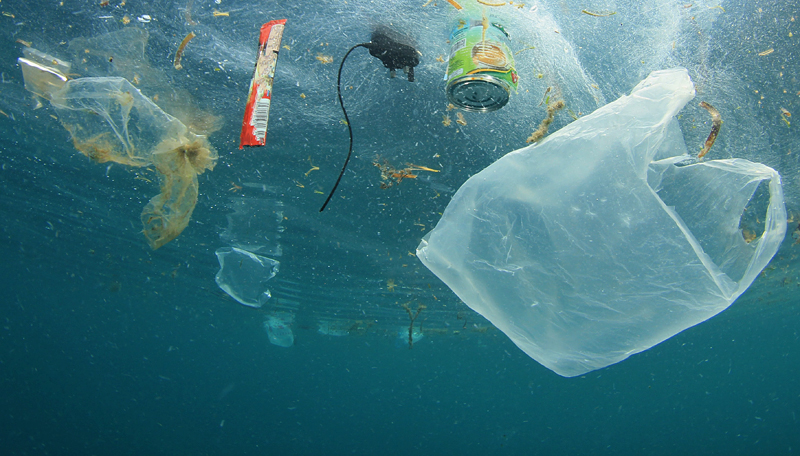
xmin=1 ymin=0 xmax=799 ymax=454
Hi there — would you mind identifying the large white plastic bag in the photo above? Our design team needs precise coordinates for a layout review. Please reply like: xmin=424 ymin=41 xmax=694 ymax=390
xmin=417 ymin=69 xmax=786 ymax=377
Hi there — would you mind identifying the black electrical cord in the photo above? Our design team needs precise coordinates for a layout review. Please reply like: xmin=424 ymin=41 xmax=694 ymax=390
xmin=319 ymin=42 xmax=371 ymax=212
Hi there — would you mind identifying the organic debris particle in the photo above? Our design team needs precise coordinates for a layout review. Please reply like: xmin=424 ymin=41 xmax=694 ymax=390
xmin=442 ymin=115 xmax=451 ymax=126
xmin=316 ymin=54 xmax=333 ymax=64
xmin=304 ymin=156 xmax=319 ymax=176
xmin=698 ymin=101 xmax=722 ymax=159
xmin=527 ymin=100 xmax=565 ymax=143
xmin=456 ymin=112 xmax=467 ymax=126
xmin=373 ymin=156 xmax=439 ymax=189
xmin=581 ymin=10 xmax=616 ymax=17
xmin=212 ymin=9 xmax=229 ymax=17
xmin=538 ymin=86 xmax=551 ymax=106
xmin=758 ymin=48 xmax=774 ymax=56
xmin=173 ymin=31 xmax=196 ymax=70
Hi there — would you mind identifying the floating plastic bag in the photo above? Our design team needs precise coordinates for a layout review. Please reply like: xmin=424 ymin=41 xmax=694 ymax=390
xmin=20 ymin=35 xmax=219 ymax=249
xmin=417 ymin=69 xmax=787 ymax=377
xmin=214 ymin=247 xmax=280 ymax=308
xmin=47 ymin=77 xmax=218 ymax=249
xmin=18 ymin=68 xmax=219 ymax=249
xmin=264 ymin=313 xmax=294 ymax=348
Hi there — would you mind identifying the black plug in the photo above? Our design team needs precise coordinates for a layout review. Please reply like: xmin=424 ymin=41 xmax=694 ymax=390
xmin=367 ymin=29 xmax=420 ymax=82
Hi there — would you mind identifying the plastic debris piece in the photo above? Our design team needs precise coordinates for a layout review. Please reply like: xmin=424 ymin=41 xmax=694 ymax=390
xmin=239 ymin=19 xmax=287 ymax=148
xmin=417 ymin=68 xmax=787 ymax=377
xmin=17 ymin=48 xmax=71 ymax=99
xmin=215 ymin=247 xmax=280 ymax=308
xmin=20 ymin=69 xmax=218 ymax=248
xmin=141 ymin=136 xmax=216 ymax=249
xmin=264 ymin=313 xmax=294 ymax=347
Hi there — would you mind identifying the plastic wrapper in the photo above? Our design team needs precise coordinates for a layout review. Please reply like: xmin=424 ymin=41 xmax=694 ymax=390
xmin=417 ymin=68 xmax=787 ymax=377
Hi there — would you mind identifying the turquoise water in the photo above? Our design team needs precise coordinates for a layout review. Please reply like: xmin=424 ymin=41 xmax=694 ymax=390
xmin=1 ymin=1 xmax=799 ymax=454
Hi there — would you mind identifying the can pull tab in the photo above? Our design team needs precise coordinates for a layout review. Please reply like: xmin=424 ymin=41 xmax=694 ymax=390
xmin=366 ymin=29 xmax=420 ymax=82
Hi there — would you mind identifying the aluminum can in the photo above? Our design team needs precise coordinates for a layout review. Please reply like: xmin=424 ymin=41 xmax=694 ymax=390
xmin=445 ymin=15 xmax=518 ymax=112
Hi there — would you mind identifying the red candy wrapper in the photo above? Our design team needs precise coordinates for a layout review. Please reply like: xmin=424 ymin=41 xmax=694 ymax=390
xmin=239 ymin=19 xmax=286 ymax=148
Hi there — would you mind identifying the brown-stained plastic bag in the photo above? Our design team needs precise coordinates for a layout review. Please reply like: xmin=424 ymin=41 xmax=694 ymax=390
xmin=47 ymin=76 xmax=217 ymax=249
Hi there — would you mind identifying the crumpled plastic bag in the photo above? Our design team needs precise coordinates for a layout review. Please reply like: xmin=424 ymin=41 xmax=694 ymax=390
xmin=48 ymin=77 xmax=217 ymax=249
xmin=417 ymin=68 xmax=787 ymax=377
xmin=19 ymin=40 xmax=218 ymax=250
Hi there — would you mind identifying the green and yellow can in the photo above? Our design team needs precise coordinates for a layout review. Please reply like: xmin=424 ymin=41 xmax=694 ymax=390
xmin=445 ymin=14 xmax=518 ymax=112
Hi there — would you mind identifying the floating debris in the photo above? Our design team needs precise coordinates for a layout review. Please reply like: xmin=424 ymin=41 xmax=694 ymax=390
xmin=304 ymin=156 xmax=319 ymax=176
xmin=538 ymin=86 xmax=551 ymax=106
xmin=526 ymin=99 xmax=565 ymax=143
xmin=581 ymin=10 xmax=617 ymax=17
xmin=373 ymin=156 xmax=439 ymax=189
xmin=401 ymin=302 xmax=426 ymax=349
xmin=698 ymin=101 xmax=722 ymax=159
xmin=173 ymin=31 xmax=196 ymax=70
